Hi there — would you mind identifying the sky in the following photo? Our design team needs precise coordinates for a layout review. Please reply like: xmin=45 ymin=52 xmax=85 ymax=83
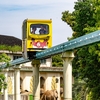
xmin=0 ymin=0 xmax=77 ymax=46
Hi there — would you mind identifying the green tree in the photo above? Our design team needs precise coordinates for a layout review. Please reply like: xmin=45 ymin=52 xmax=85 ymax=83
xmin=0 ymin=74 xmax=7 ymax=94
xmin=62 ymin=0 xmax=100 ymax=99
xmin=0 ymin=53 xmax=11 ymax=94
xmin=0 ymin=45 xmax=21 ymax=52
xmin=52 ymin=54 xmax=63 ymax=67
xmin=0 ymin=53 xmax=11 ymax=66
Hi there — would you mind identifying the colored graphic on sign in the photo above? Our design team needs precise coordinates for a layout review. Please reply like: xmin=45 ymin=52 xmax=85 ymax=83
xmin=30 ymin=38 xmax=48 ymax=48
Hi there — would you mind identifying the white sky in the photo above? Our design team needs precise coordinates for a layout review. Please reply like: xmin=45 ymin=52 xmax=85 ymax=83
xmin=0 ymin=0 xmax=77 ymax=46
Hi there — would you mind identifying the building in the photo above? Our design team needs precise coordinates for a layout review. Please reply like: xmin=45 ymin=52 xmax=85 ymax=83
xmin=0 ymin=35 xmax=64 ymax=100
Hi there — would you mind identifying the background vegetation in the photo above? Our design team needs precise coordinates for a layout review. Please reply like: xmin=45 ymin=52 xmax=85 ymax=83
xmin=0 ymin=45 xmax=21 ymax=52
xmin=52 ymin=54 xmax=63 ymax=67
xmin=61 ymin=0 xmax=100 ymax=99
xmin=0 ymin=53 xmax=11 ymax=94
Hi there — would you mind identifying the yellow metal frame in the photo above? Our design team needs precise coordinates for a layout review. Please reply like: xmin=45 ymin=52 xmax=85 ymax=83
xmin=22 ymin=19 xmax=52 ymax=53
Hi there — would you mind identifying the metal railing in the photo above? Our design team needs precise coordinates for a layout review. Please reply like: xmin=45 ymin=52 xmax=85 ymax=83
xmin=0 ymin=95 xmax=33 ymax=100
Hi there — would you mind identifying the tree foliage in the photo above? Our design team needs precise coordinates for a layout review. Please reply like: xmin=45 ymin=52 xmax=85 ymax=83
xmin=72 ymin=79 xmax=88 ymax=100
xmin=52 ymin=54 xmax=63 ymax=67
xmin=0 ymin=53 xmax=11 ymax=94
xmin=0 ymin=53 xmax=11 ymax=67
xmin=62 ymin=0 xmax=100 ymax=99
xmin=0 ymin=45 xmax=21 ymax=52
xmin=0 ymin=74 xmax=7 ymax=94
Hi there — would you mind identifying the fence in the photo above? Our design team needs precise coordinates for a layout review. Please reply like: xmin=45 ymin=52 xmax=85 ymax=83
xmin=0 ymin=94 xmax=33 ymax=100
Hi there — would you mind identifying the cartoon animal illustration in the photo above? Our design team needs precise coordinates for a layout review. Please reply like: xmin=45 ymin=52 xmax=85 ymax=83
xmin=30 ymin=39 xmax=48 ymax=48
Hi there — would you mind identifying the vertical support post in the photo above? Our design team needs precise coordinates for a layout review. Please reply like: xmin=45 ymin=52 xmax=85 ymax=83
xmin=32 ymin=60 xmax=40 ymax=100
xmin=62 ymin=51 xmax=74 ymax=100
xmin=13 ymin=65 xmax=21 ymax=100
xmin=3 ymin=69 xmax=9 ymax=100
